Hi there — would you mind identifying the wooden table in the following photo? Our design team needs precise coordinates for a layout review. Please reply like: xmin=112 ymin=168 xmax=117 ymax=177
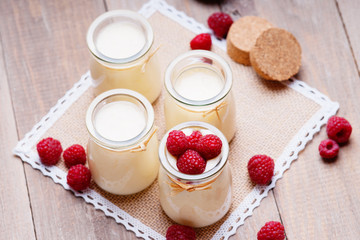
xmin=1 ymin=0 xmax=359 ymax=239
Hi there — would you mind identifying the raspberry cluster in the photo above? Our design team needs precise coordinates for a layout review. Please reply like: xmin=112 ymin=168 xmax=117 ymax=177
xmin=318 ymin=116 xmax=352 ymax=160
xmin=189 ymin=12 xmax=233 ymax=51
xmin=166 ymin=129 xmax=222 ymax=175
xmin=36 ymin=137 xmax=91 ymax=191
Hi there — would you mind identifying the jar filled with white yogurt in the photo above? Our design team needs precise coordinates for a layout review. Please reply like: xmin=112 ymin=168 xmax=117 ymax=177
xmin=158 ymin=121 xmax=232 ymax=227
xmin=86 ymin=89 xmax=159 ymax=195
xmin=164 ymin=50 xmax=236 ymax=142
xmin=87 ymin=10 xmax=161 ymax=103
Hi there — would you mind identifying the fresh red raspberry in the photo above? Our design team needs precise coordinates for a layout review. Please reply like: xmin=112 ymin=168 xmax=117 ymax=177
xmin=177 ymin=150 xmax=206 ymax=174
xmin=326 ymin=116 xmax=352 ymax=144
xmin=318 ymin=139 xmax=339 ymax=159
xmin=166 ymin=130 xmax=189 ymax=156
xmin=247 ymin=155 xmax=274 ymax=185
xmin=207 ymin=12 xmax=233 ymax=38
xmin=36 ymin=137 xmax=63 ymax=166
xmin=257 ymin=221 xmax=285 ymax=240
xmin=190 ymin=33 xmax=212 ymax=50
xmin=187 ymin=130 xmax=203 ymax=150
xmin=63 ymin=144 xmax=87 ymax=168
xmin=67 ymin=164 xmax=91 ymax=191
xmin=166 ymin=224 xmax=196 ymax=240
xmin=196 ymin=134 xmax=222 ymax=160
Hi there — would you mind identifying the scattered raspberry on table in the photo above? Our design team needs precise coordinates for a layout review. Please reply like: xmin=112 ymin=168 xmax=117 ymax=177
xmin=257 ymin=221 xmax=285 ymax=240
xmin=247 ymin=154 xmax=274 ymax=185
xmin=326 ymin=116 xmax=352 ymax=144
xmin=36 ymin=137 xmax=63 ymax=166
xmin=187 ymin=130 xmax=203 ymax=150
xmin=190 ymin=33 xmax=212 ymax=50
xmin=166 ymin=224 xmax=196 ymax=240
xmin=67 ymin=164 xmax=91 ymax=191
xmin=318 ymin=139 xmax=339 ymax=159
xmin=177 ymin=149 xmax=206 ymax=174
xmin=63 ymin=144 xmax=87 ymax=168
xmin=166 ymin=130 xmax=189 ymax=156
xmin=196 ymin=134 xmax=222 ymax=160
xmin=207 ymin=12 xmax=233 ymax=38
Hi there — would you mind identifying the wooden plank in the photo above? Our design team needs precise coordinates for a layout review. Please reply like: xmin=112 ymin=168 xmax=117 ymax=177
xmin=0 ymin=0 xmax=137 ymax=239
xmin=221 ymin=0 xmax=360 ymax=239
xmin=336 ymin=0 xmax=360 ymax=74
xmin=0 ymin=34 xmax=36 ymax=239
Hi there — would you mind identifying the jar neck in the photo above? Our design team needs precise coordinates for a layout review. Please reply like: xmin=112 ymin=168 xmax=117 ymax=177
xmin=165 ymin=166 xmax=224 ymax=185
xmin=90 ymin=49 xmax=151 ymax=69
xmin=89 ymin=125 xmax=157 ymax=152
xmin=169 ymin=92 xmax=230 ymax=111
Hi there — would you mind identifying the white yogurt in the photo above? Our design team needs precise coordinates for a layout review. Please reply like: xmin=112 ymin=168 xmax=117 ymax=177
xmin=174 ymin=67 xmax=224 ymax=101
xmin=95 ymin=101 xmax=146 ymax=141
xmin=96 ymin=21 xmax=146 ymax=59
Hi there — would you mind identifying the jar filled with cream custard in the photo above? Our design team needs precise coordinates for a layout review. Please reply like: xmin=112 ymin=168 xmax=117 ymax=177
xmin=158 ymin=121 xmax=232 ymax=228
xmin=86 ymin=89 xmax=159 ymax=195
xmin=87 ymin=10 xmax=161 ymax=103
xmin=164 ymin=50 xmax=236 ymax=142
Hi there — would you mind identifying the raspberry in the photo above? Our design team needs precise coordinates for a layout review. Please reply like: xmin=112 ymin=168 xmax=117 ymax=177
xmin=177 ymin=150 xmax=206 ymax=174
xmin=207 ymin=12 xmax=233 ymax=38
xmin=257 ymin=221 xmax=285 ymax=240
xmin=187 ymin=130 xmax=203 ymax=150
xmin=190 ymin=33 xmax=212 ymax=50
xmin=67 ymin=164 xmax=91 ymax=191
xmin=247 ymin=155 xmax=274 ymax=185
xmin=166 ymin=130 xmax=189 ymax=156
xmin=36 ymin=137 xmax=62 ymax=166
xmin=63 ymin=144 xmax=87 ymax=168
xmin=196 ymin=134 xmax=222 ymax=160
xmin=326 ymin=116 xmax=352 ymax=144
xmin=166 ymin=224 xmax=196 ymax=240
xmin=319 ymin=139 xmax=339 ymax=159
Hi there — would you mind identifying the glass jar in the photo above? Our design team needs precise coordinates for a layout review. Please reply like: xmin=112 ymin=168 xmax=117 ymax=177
xmin=164 ymin=50 xmax=236 ymax=142
xmin=86 ymin=89 xmax=159 ymax=195
xmin=87 ymin=10 xmax=161 ymax=103
xmin=158 ymin=121 xmax=232 ymax=227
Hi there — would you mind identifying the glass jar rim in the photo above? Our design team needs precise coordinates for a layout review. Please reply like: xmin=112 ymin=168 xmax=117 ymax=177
xmin=159 ymin=121 xmax=229 ymax=181
xmin=86 ymin=10 xmax=154 ymax=64
xmin=165 ymin=50 xmax=233 ymax=106
xmin=86 ymin=89 xmax=155 ymax=149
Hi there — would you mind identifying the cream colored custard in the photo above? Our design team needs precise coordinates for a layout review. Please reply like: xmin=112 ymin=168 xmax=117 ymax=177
xmin=174 ymin=67 xmax=223 ymax=101
xmin=96 ymin=22 xmax=146 ymax=59
xmin=94 ymin=101 xmax=146 ymax=142
xmin=87 ymin=10 xmax=162 ymax=103
xmin=158 ymin=122 xmax=232 ymax=228
xmin=164 ymin=50 xmax=236 ymax=142
xmin=86 ymin=89 xmax=159 ymax=195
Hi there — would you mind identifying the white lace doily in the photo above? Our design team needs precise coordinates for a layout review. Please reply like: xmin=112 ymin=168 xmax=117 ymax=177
xmin=13 ymin=1 xmax=339 ymax=239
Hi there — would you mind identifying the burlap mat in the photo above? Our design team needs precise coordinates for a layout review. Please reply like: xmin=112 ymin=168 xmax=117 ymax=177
xmin=39 ymin=13 xmax=319 ymax=239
